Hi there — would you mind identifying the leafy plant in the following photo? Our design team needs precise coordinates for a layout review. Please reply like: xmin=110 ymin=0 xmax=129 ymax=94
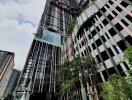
xmin=100 ymin=74 xmax=132 ymax=100
xmin=55 ymin=55 xmax=99 ymax=99
xmin=4 ymin=93 xmax=14 ymax=100
xmin=124 ymin=47 xmax=132 ymax=65
xmin=66 ymin=18 xmax=77 ymax=36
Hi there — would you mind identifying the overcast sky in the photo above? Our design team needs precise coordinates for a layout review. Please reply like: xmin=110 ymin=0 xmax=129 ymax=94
xmin=0 ymin=0 xmax=46 ymax=70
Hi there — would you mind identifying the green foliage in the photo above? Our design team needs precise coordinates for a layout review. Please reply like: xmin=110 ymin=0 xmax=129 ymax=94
xmin=62 ymin=80 xmax=74 ymax=92
xmin=124 ymin=47 xmax=132 ymax=65
xmin=4 ymin=93 xmax=14 ymax=100
xmin=55 ymin=55 xmax=98 ymax=96
xmin=67 ymin=18 xmax=77 ymax=36
xmin=100 ymin=74 xmax=132 ymax=100
xmin=55 ymin=60 xmax=74 ymax=93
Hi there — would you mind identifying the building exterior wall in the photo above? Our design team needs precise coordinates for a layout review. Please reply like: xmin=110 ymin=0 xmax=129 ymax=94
xmin=16 ymin=0 xmax=77 ymax=99
xmin=0 ymin=51 xmax=14 ymax=99
xmin=3 ymin=69 xmax=20 ymax=97
xmin=16 ymin=38 xmax=62 ymax=99
xmin=68 ymin=1 xmax=132 ymax=99
xmin=15 ymin=0 xmax=132 ymax=100
xmin=64 ymin=36 xmax=74 ymax=61
xmin=72 ymin=0 xmax=132 ymax=83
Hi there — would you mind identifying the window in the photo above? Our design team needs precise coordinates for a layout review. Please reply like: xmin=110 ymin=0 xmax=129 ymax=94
xmin=88 ymin=34 xmax=92 ymax=39
xmin=82 ymin=41 xmax=84 ymax=46
xmin=117 ymin=64 xmax=126 ymax=76
xmin=91 ymin=30 xmax=97 ymax=36
xmin=99 ymin=24 xmax=103 ymax=28
xmin=113 ymin=45 xmax=119 ymax=54
xmin=88 ymin=46 xmax=91 ymax=52
xmin=115 ymin=23 xmax=123 ymax=31
xmin=101 ymin=7 xmax=106 ymax=13
xmin=84 ymin=50 xmax=87 ymax=55
xmin=95 ymin=16 xmax=98 ymax=20
xmin=92 ymin=43 xmax=96 ymax=50
xmin=116 ymin=6 xmax=122 ymax=12
xmin=125 ymin=36 xmax=132 ymax=45
xmin=96 ymin=55 xmax=101 ymax=63
xmin=112 ymin=10 xmax=118 ymax=16
xmin=102 ymin=70 xmax=108 ymax=80
xmin=117 ymin=40 xmax=127 ymax=51
xmin=101 ymin=35 xmax=106 ymax=42
xmin=108 ymin=48 xmax=114 ymax=57
xmin=121 ymin=19 xmax=129 ymax=26
xmin=123 ymin=62 xmax=130 ymax=70
xmin=85 ymin=26 xmax=89 ymax=31
xmin=79 ymin=44 xmax=81 ymax=48
xmin=97 ymin=73 xmax=103 ymax=83
xmin=108 ymin=67 xmax=116 ymax=75
xmin=105 ymin=4 xmax=110 ymax=8
xmin=108 ymin=28 xmax=117 ymax=36
xmin=81 ymin=52 xmax=84 ymax=57
xmin=105 ymin=33 xmax=110 ymax=39
xmin=125 ymin=15 xmax=132 ymax=22
xmin=45 ymin=22 xmax=50 ymax=26
xmin=120 ymin=1 xmax=128 ymax=7
xmin=74 ymin=49 xmax=76 ymax=54
xmin=96 ymin=39 xmax=102 ymax=47
xmin=97 ymin=11 xmax=102 ymax=18
xmin=102 ymin=19 xmax=108 ymax=26
xmin=96 ymin=26 xmax=100 ymax=32
xmin=108 ymin=0 xmax=113 ymax=5
xmin=100 ymin=51 xmax=109 ymax=61
xmin=107 ymin=14 xmax=113 ymax=21
xmin=92 ymin=19 xmax=95 ymax=24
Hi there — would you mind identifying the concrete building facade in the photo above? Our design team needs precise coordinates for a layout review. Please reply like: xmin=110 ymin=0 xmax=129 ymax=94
xmin=3 ymin=69 xmax=20 ymax=98
xmin=0 ymin=50 xmax=14 ymax=99
xmin=72 ymin=0 xmax=132 ymax=81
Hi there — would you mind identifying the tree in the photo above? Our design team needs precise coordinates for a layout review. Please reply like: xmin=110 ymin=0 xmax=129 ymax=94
xmin=124 ymin=47 xmax=132 ymax=65
xmin=100 ymin=74 xmax=132 ymax=100
xmin=4 ymin=93 xmax=14 ymax=100
xmin=55 ymin=60 xmax=75 ymax=100
xmin=55 ymin=55 xmax=99 ymax=100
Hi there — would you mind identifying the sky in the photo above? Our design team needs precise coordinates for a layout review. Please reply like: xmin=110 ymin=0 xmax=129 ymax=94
xmin=0 ymin=0 xmax=46 ymax=70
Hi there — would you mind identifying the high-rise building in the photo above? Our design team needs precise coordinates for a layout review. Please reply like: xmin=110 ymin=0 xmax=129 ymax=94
xmin=64 ymin=0 xmax=132 ymax=99
xmin=3 ymin=69 xmax=20 ymax=97
xmin=16 ymin=0 xmax=77 ymax=100
xmin=0 ymin=50 xmax=14 ymax=99
xmin=70 ymin=0 xmax=132 ymax=98
xmin=16 ymin=0 xmax=132 ymax=100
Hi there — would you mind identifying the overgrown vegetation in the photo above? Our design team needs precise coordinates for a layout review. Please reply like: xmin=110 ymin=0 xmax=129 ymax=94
xmin=66 ymin=18 xmax=77 ymax=37
xmin=124 ymin=47 xmax=132 ymax=65
xmin=100 ymin=74 xmax=132 ymax=100
xmin=100 ymin=47 xmax=132 ymax=100
xmin=54 ymin=55 xmax=99 ymax=99
xmin=4 ymin=93 xmax=14 ymax=100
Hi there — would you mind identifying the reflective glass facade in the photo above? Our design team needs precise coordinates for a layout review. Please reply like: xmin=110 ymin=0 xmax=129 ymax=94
xmin=42 ymin=29 xmax=61 ymax=46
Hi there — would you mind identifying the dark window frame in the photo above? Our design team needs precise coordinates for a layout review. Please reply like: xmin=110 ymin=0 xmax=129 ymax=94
xmin=116 ymin=6 xmax=122 ymax=12
xmin=102 ymin=19 xmax=108 ymax=26
xmin=120 ymin=1 xmax=128 ymax=7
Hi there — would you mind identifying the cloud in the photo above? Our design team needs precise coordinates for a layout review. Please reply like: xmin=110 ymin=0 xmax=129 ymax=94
xmin=0 ymin=0 xmax=46 ymax=70
xmin=0 ymin=0 xmax=29 ymax=4
xmin=15 ymin=14 xmax=35 ymax=27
